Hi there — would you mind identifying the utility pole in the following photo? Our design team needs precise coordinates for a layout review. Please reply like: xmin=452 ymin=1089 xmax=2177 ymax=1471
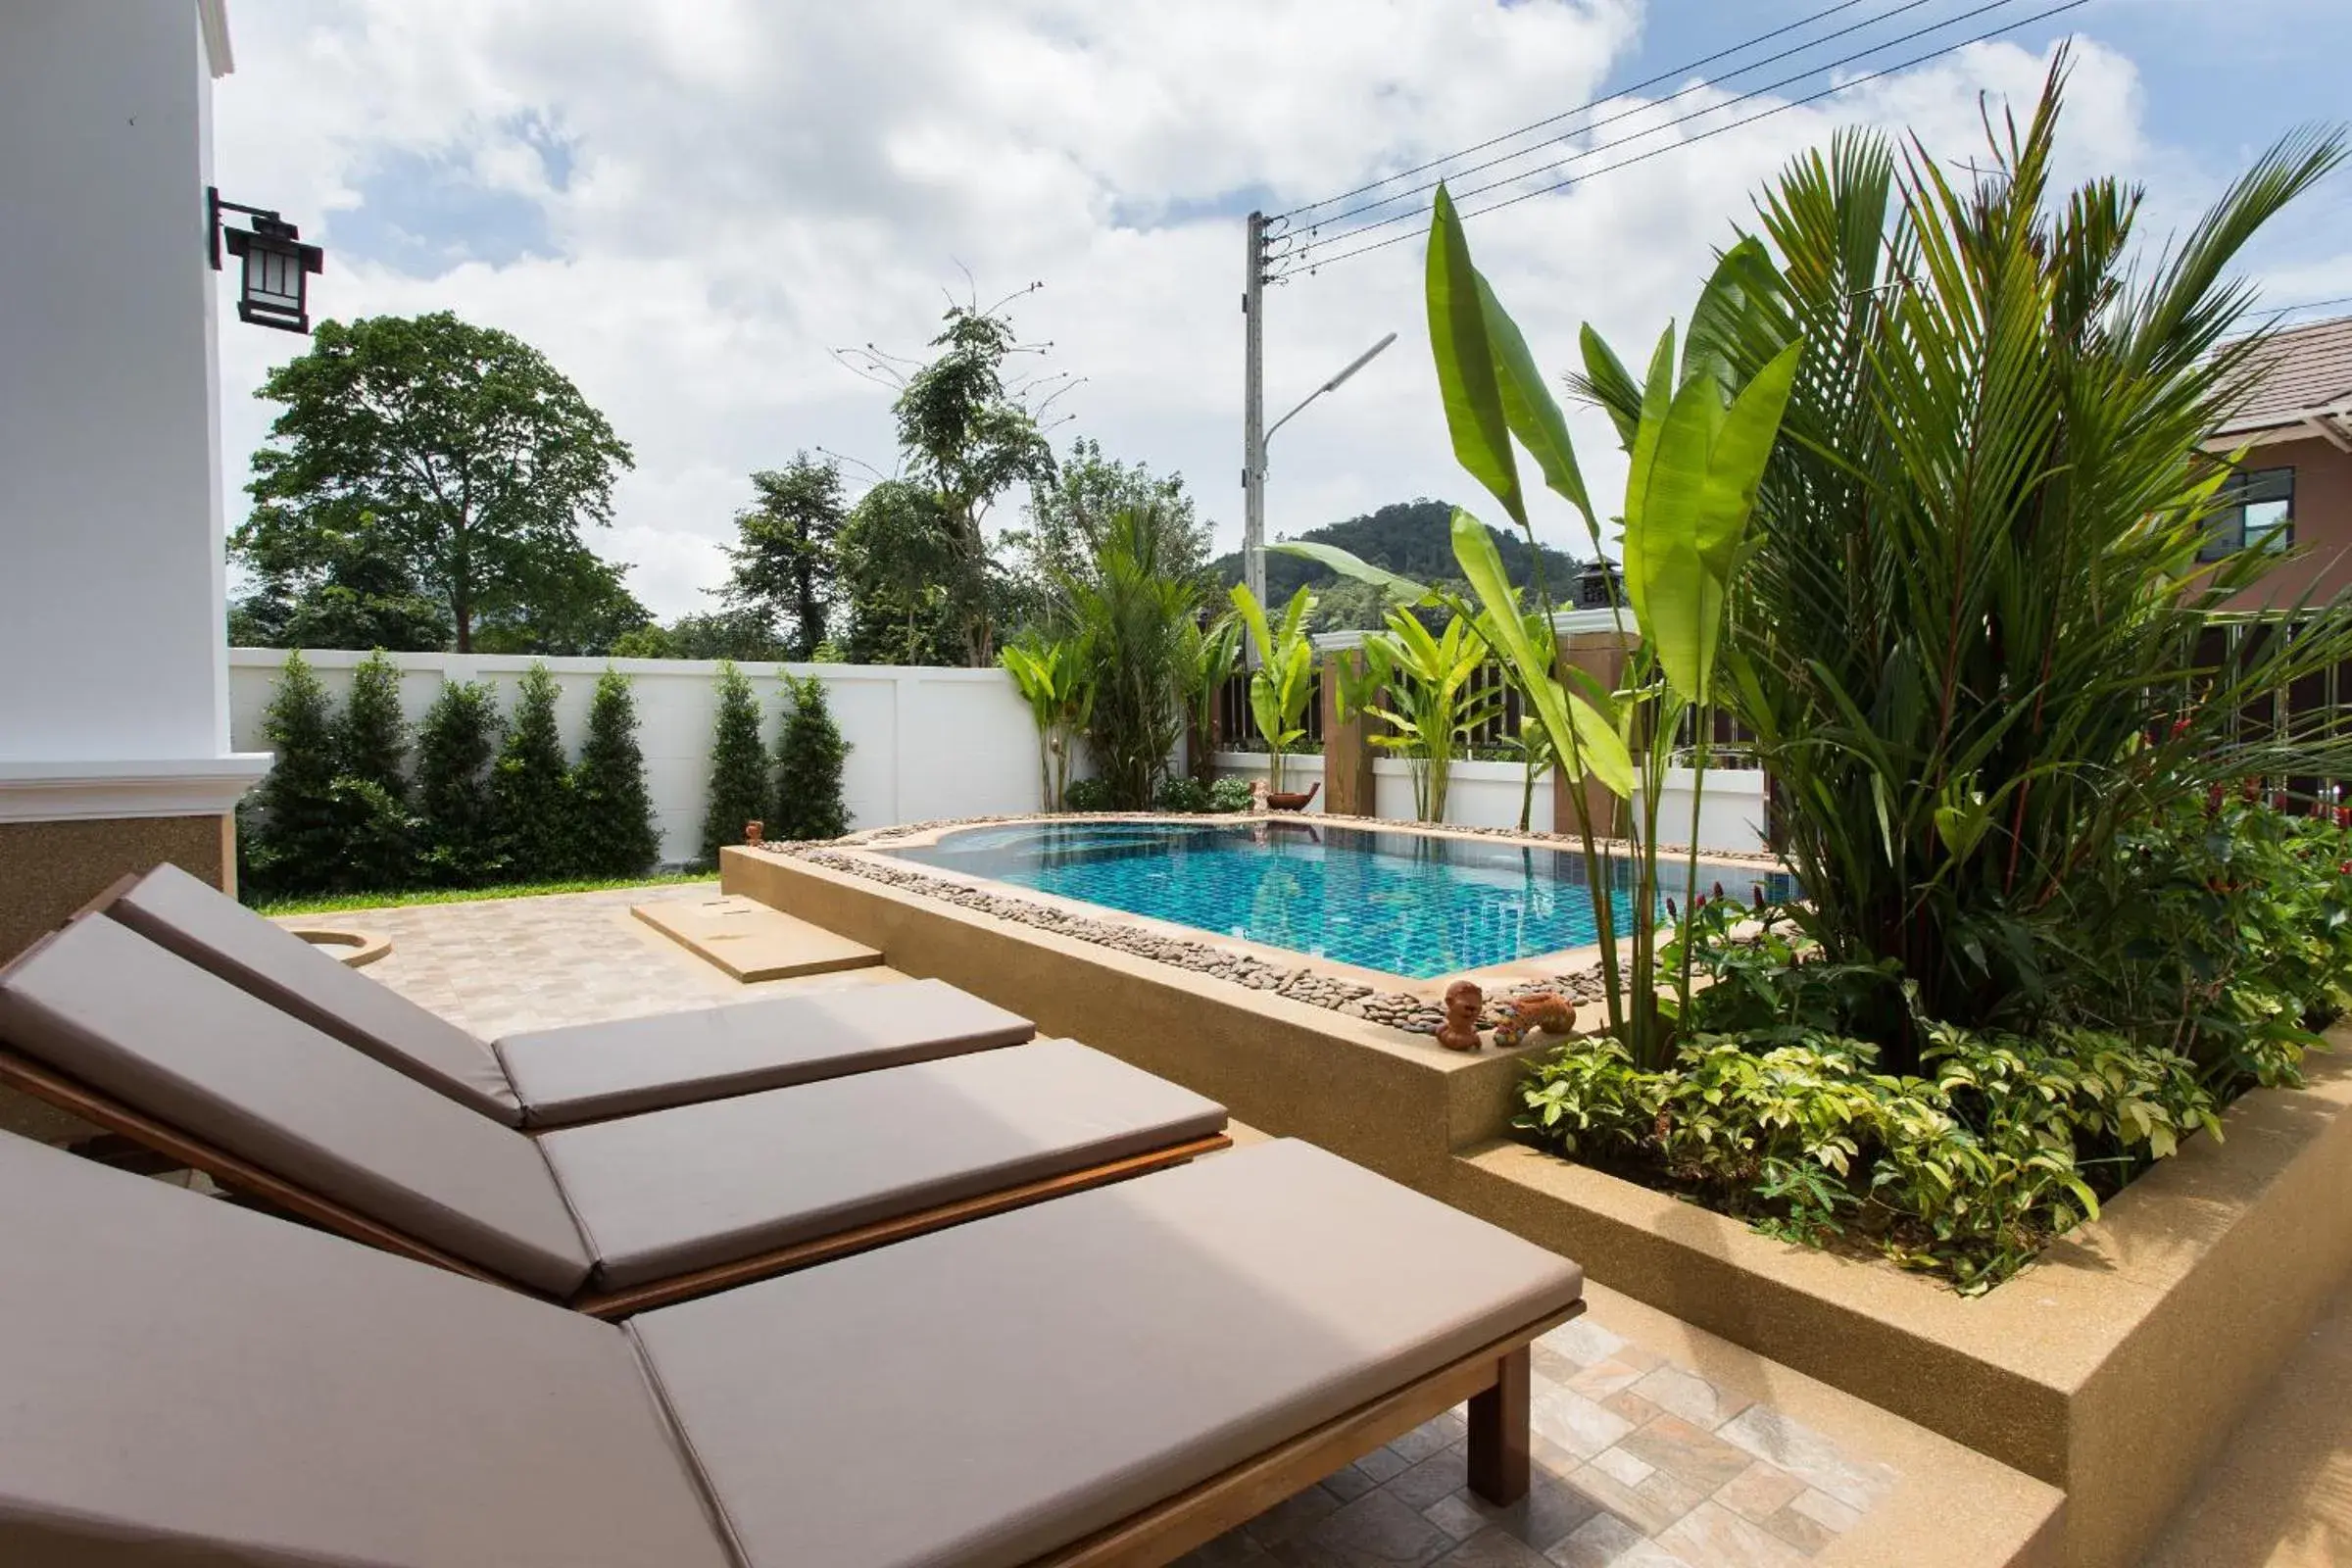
xmin=1241 ymin=210 xmax=1268 ymax=619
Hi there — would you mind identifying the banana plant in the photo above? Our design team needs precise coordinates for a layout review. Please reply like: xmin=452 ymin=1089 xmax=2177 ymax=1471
xmin=1421 ymin=181 xmax=1799 ymax=1066
xmin=1228 ymin=583 xmax=1318 ymax=795
xmin=1174 ymin=612 xmax=1245 ymax=785
xmin=1363 ymin=609 xmax=1503 ymax=822
xmin=1000 ymin=634 xmax=1091 ymax=811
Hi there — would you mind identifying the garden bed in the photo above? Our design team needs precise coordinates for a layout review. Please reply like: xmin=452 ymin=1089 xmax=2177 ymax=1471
xmin=1446 ymin=1038 xmax=2352 ymax=1568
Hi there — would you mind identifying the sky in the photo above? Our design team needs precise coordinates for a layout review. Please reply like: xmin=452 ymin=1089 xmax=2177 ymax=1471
xmin=212 ymin=0 xmax=2352 ymax=620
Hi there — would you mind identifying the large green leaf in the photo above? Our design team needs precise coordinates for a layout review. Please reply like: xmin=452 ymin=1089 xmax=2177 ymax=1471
xmin=1427 ymin=186 xmax=1526 ymax=528
xmin=1475 ymin=270 xmax=1596 ymax=529
xmin=1451 ymin=509 xmax=1632 ymax=795
xmin=1270 ymin=541 xmax=1434 ymax=606
xmin=1617 ymin=326 xmax=1679 ymax=643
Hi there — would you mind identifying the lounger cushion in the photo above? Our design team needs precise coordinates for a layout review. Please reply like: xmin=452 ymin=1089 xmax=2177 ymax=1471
xmin=630 ymin=1137 xmax=1582 ymax=1568
xmin=0 ymin=1130 xmax=733 ymax=1568
xmin=0 ymin=916 xmax=595 ymax=1297
xmin=496 ymin=976 xmax=1036 ymax=1126
xmin=104 ymin=860 xmax=524 ymax=1123
xmin=542 ymin=1037 xmax=1228 ymax=1291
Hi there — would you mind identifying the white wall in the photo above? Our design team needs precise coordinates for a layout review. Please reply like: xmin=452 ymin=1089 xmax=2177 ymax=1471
xmin=1215 ymin=752 xmax=1767 ymax=853
xmin=0 ymin=4 xmax=252 ymax=800
xmin=229 ymin=650 xmax=1052 ymax=864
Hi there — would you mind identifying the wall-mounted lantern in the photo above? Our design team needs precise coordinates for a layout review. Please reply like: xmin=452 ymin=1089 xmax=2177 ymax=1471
xmin=208 ymin=187 xmax=324 ymax=333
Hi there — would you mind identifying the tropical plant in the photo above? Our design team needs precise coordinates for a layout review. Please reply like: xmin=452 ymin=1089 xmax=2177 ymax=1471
xmin=1504 ymin=710 xmax=1557 ymax=834
xmin=773 ymin=673 xmax=851 ymax=841
xmin=1361 ymin=610 xmax=1500 ymax=822
xmin=1228 ymin=584 xmax=1319 ymax=794
xmin=1001 ymin=633 xmax=1090 ymax=811
xmin=1571 ymin=62 xmax=2352 ymax=1064
xmin=1066 ymin=509 xmax=1199 ymax=808
xmin=699 ymin=662 xmax=770 ymax=864
xmin=570 ymin=669 xmax=661 ymax=878
xmin=1062 ymin=776 xmax=1116 ymax=812
xmin=1175 ymin=612 xmax=1245 ymax=784
xmin=415 ymin=679 xmax=505 ymax=886
xmin=491 ymin=663 xmax=574 ymax=881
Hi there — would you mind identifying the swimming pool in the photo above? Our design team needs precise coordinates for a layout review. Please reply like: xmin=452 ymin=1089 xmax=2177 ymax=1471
xmin=882 ymin=819 xmax=1791 ymax=981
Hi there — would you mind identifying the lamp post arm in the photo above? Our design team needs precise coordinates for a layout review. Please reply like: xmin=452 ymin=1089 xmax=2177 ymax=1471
xmin=1263 ymin=331 xmax=1397 ymax=453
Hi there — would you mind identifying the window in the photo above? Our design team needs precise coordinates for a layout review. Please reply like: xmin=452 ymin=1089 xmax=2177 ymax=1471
xmin=2200 ymin=466 xmax=2294 ymax=562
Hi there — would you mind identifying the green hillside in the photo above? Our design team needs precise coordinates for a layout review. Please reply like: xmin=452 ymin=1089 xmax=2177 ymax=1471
xmin=1208 ymin=500 xmax=1588 ymax=629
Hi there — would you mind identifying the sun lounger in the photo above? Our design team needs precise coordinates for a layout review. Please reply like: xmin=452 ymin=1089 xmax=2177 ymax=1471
xmin=96 ymin=861 xmax=1035 ymax=1125
xmin=0 ymin=913 xmax=1228 ymax=1315
xmin=0 ymin=1127 xmax=1582 ymax=1567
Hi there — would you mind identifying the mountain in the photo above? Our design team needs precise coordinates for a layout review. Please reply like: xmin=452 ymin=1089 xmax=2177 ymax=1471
xmin=1208 ymin=499 xmax=1590 ymax=621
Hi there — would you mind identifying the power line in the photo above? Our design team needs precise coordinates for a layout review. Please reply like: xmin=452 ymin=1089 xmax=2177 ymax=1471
xmin=1283 ymin=0 xmax=2087 ymax=275
xmin=1284 ymin=0 xmax=1954 ymax=240
xmin=1271 ymin=0 xmax=1877 ymax=225
xmin=2271 ymin=294 xmax=2352 ymax=317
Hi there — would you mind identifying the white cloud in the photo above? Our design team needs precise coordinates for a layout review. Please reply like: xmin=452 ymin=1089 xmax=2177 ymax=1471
xmin=214 ymin=3 xmax=2189 ymax=618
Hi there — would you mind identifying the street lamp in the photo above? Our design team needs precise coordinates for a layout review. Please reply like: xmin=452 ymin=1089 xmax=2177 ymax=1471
xmin=1242 ymin=330 xmax=1396 ymax=612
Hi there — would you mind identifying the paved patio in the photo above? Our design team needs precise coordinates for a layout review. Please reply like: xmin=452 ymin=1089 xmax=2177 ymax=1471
xmin=310 ymin=883 xmax=2067 ymax=1568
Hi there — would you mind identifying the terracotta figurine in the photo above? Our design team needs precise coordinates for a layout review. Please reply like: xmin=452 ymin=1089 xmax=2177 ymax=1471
xmin=1436 ymin=980 xmax=1486 ymax=1053
xmin=1491 ymin=991 xmax=1576 ymax=1050
xmin=743 ymin=820 xmax=764 ymax=847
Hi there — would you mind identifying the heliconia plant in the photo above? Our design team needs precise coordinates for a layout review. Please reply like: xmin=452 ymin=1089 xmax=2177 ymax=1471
xmin=1000 ymin=633 xmax=1091 ymax=812
xmin=1228 ymin=583 xmax=1319 ymax=795
xmin=1360 ymin=609 xmax=1501 ymax=823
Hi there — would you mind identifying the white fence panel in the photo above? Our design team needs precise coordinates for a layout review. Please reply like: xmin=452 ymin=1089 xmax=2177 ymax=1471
xmin=228 ymin=649 xmax=1048 ymax=865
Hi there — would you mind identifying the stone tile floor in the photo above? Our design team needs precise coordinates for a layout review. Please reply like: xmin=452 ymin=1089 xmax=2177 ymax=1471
xmin=322 ymin=883 xmax=1906 ymax=1568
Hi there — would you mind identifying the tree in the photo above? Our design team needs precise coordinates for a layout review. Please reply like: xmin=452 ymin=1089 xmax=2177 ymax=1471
xmin=1013 ymin=438 xmax=1207 ymax=593
xmin=416 ymin=680 xmax=504 ymax=886
xmin=837 ymin=293 xmax=1060 ymax=663
xmin=230 ymin=513 xmax=451 ymax=652
xmin=237 ymin=311 xmax=636 ymax=653
xmin=836 ymin=479 xmax=961 ymax=664
xmin=774 ymin=674 xmax=851 ymax=840
xmin=611 ymin=608 xmax=788 ymax=662
xmin=238 ymin=652 xmax=342 ymax=898
xmin=721 ymin=456 xmax=845 ymax=659
xmin=491 ymin=663 xmax=574 ymax=881
xmin=467 ymin=550 xmax=656 ymax=657
xmin=1065 ymin=510 xmax=1200 ymax=808
xmin=700 ymin=662 xmax=770 ymax=864
xmin=571 ymin=670 xmax=660 ymax=878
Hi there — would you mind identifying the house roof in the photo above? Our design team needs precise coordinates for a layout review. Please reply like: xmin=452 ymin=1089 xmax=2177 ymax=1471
xmin=2212 ymin=314 xmax=2352 ymax=437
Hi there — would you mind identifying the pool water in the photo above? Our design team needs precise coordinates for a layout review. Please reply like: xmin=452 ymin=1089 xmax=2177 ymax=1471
xmin=883 ymin=819 xmax=1790 ymax=980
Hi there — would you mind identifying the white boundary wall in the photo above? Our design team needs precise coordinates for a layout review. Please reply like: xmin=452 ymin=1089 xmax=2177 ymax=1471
xmin=1214 ymin=752 xmax=1767 ymax=854
xmin=229 ymin=650 xmax=1052 ymax=865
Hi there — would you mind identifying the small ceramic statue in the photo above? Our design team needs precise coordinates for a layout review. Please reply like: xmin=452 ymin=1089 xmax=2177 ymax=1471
xmin=743 ymin=819 xmax=764 ymax=847
xmin=1250 ymin=778 xmax=1270 ymax=811
xmin=1491 ymin=991 xmax=1576 ymax=1050
xmin=1436 ymin=980 xmax=1486 ymax=1053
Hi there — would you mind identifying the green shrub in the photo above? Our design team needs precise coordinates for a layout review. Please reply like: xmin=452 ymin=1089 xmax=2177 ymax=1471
xmin=700 ymin=662 xmax=769 ymax=864
xmin=239 ymin=652 xmax=344 ymax=899
xmin=772 ymin=673 xmax=850 ymax=841
xmin=1207 ymin=776 xmax=1255 ymax=813
xmin=1062 ymin=776 xmax=1114 ymax=812
xmin=415 ymin=680 xmax=505 ymax=886
xmin=1153 ymin=776 xmax=1212 ymax=813
xmin=326 ymin=777 xmax=422 ymax=893
xmin=570 ymin=668 xmax=660 ymax=878
xmin=491 ymin=663 xmax=574 ymax=881
xmin=334 ymin=651 xmax=411 ymax=799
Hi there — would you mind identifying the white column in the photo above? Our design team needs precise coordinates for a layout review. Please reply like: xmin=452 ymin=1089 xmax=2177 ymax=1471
xmin=0 ymin=0 xmax=268 ymax=820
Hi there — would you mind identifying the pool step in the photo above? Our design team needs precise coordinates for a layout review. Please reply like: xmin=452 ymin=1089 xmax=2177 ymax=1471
xmin=631 ymin=895 xmax=883 ymax=983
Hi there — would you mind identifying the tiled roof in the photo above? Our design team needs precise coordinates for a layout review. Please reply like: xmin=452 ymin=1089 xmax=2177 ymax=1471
xmin=2213 ymin=314 xmax=2352 ymax=435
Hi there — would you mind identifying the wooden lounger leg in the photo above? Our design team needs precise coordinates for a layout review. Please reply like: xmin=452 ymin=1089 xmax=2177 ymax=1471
xmin=1466 ymin=1344 xmax=1532 ymax=1504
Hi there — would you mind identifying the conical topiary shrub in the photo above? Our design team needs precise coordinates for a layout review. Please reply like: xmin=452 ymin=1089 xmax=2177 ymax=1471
xmin=240 ymin=650 xmax=343 ymax=899
xmin=416 ymin=679 xmax=505 ymax=886
xmin=700 ymin=661 xmax=770 ymax=866
xmin=491 ymin=662 xmax=574 ymax=882
xmin=571 ymin=667 xmax=661 ymax=878
xmin=773 ymin=672 xmax=851 ymax=841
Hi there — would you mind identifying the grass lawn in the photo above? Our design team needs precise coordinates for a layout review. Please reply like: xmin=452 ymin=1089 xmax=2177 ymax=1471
xmin=251 ymin=871 xmax=717 ymax=918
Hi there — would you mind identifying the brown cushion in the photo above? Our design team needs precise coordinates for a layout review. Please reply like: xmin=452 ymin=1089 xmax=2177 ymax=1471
xmin=0 ymin=1129 xmax=734 ymax=1568
xmin=103 ymin=860 xmax=523 ymax=1123
xmin=0 ymin=915 xmax=594 ymax=1297
xmin=629 ymin=1137 xmax=1583 ymax=1568
xmin=542 ymin=1038 xmax=1228 ymax=1292
xmin=496 ymin=977 xmax=1036 ymax=1126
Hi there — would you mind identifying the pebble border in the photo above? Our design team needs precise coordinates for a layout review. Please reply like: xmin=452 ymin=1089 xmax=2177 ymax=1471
xmin=740 ymin=809 xmax=1770 ymax=1037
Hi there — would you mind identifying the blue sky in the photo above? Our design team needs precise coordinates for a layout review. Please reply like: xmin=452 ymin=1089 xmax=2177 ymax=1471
xmin=216 ymin=1 xmax=2352 ymax=617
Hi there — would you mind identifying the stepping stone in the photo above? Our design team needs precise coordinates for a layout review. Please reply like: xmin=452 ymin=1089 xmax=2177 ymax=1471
xmin=631 ymin=895 xmax=881 ymax=983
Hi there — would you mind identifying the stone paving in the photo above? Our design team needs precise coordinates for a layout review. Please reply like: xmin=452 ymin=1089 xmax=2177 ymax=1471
xmin=321 ymin=883 xmax=1902 ymax=1567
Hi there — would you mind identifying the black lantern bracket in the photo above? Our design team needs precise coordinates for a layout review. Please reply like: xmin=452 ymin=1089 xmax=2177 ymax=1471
xmin=208 ymin=186 xmax=324 ymax=334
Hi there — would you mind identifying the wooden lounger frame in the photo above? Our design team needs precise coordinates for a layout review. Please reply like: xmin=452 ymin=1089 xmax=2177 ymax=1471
xmin=1038 ymin=1304 xmax=1580 ymax=1566
xmin=0 ymin=1046 xmax=1228 ymax=1319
